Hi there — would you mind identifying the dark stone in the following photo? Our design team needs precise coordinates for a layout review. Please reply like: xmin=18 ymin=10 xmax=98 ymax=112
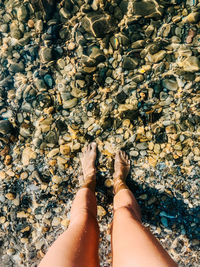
xmin=122 ymin=56 xmax=138 ymax=70
xmin=120 ymin=109 xmax=139 ymax=122
xmin=56 ymin=120 xmax=68 ymax=132
xmin=82 ymin=46 xmax=106 ymax=67
xmin=44 ymin=74 xmax=54 ymax=87
xmin=0 ymin=120 xmax=14 ymax=135
xmin=155 ymin=128 xmax=168 ymax=143
xmin=9 ymin=62 xmax=25 ymax=73
xmin=82 ymin=12 xmax=115 ymax=37
xmin=132 ymin=0 xmax=163 ymax=19
xmin=31 ymin=0 xmax=57 ymax=20
xmin=44 ymin=131 xmax=58 ymax=144
xmin=116 ymin=91 xmax=127 ymax=104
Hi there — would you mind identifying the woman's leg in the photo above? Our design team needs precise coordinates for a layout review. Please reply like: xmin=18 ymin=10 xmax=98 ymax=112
xmin=111 ymin=151 xmax=177 ymax=267
xmin=39 ymin=143 xmax=99 ymax=267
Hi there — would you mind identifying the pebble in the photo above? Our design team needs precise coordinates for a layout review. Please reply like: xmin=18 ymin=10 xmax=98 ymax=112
xmin=162 ymin=79 xmax=178 ymax=91
xmin=97 ymin=206 xmax=107 ymax=217
xmin=47 ymin=148 xmax=60 ymax=158
xmin=40 ymin=47 xmax=53 ymax=63
xmin=5 ymin=193 xmax=15 ymax=200
xmin=17 ymin=6 xmax=28 ymax=22
xmin=0 ymin=171 xmax=6 ymax=180
xmin=22 ymin=147 xmax=37 ymax=166
xmin=186 ymin=12 xmax=200 ymax=23
xmin=178 ymin=56 xmax=200 ymax=72
xmin=52 ymin=217 xmax=61 ymax=227
xmin=68 ymin=42 xmax=76 ymax=50
xmin=104 ymin=179 xmax=113 ymax=188
xmin=122 ymin=56 xmax=138 ymax=70
xmin=63 ymin=98 xmax=77 ymax=109
xmin=130 ymin=150 xmax=139 ymax=157
xmin=0 ymin=120 xmax=13 ymax=135
xmin=161 ymin=217 xmax=168 ymax=228
xmin=52 ymin=175 xmax=62 ymax=184
xmin=146 ymin=50 xmax=166 ymax=63
xmin=60 ymin=144 xmax=71 ymax=155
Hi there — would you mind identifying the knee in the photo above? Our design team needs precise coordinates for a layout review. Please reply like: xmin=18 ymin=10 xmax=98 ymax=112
xmin=114 ymin=206 xmax=141 ymax=222
xmin=70 ymin=209 xmax=99 ymax=229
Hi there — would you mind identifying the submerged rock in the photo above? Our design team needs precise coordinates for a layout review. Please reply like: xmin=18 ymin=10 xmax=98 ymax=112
xmin=82 ymin=12 xmax=115 ymax=37
xmin=132 ymin=0 xmax=163 ymax=19
xmin=40 ymin=47 xmax=53 ymax=63
xmin=178 ymin=56 xmax=200 ymax=72
xmin=122 ymin=56 xmax=138 ymax=69
xmin=162 ymin=79 xmax=178 ymax=91
xmin=0 ymin=120 xmax=14 ymax=135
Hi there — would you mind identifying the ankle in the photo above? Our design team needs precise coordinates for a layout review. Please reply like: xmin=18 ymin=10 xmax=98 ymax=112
xmin=113 ymin=173 xmax=125 ymax=181
xmin=113 ymin=179 xmax=128 ymax=195
xmin=81 ymin=174 xmax=96 ymax=192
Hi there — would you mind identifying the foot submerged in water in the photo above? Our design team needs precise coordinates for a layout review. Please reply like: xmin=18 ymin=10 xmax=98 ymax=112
xmin=80 ymin=142 xmax=97 ymax=191
xmin=113 ymin=150 xmax=130 ymax=194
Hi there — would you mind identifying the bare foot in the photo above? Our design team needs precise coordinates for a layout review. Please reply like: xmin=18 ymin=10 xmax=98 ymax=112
xmin=113 ymin=150 xmax=130 ymax=194
xmin=80 ymin=142 xmax=97 ymax=191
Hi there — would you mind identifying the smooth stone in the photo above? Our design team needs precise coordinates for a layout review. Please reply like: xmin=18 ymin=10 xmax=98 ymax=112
xmin=162 ymin=24 xmax=171 ymax=37
xmin=44 ymin=74 xmax=54 ymax=87
xmin=186 ymin=12 xmax=200 ymax=23
xmin=11 ymin=29 xmax=23 ymax=39
xmin=104 ymin=179 xmax=113 ymax=187
xmin=22 ymin=147 xmax=37 ymax=166
xmin=82 ymin=66 xmax=96 ymax=73
xmin=145 ymin=50 xmax=166 ymax=63
xmin=145 ymin=24 xmax=154 ymax=37
xmin=35 ymin=20 xmax=43 ymax=33
xmin=122 ymin=56 xmax=138 ymax=70
xmin=116 ymin=91 xmax=127 ymax=104
xmin=60 ymin=144 xmax=71 ymax=155
xmin=132 ymin=0 xmax=163 ymax=19
xmin=0 ymin=24 xmax=8 ymax=33
xmin=52 ymin=175 xmax=62 ymax=184
xmin=132 ymin=74 xmax=144 ymax=83
xmin=161 ymin=217 xmax=168 ymax=227
xmin=40 ymin=47 xmax=53 ymax=63
xmin=47 ymin=148 xmax=59 ymax=158
xmin=5 ymin=193 xmax=15 ymax=200
xmin=0 ymin=120 xmax=13 ymax=134
xmin=130 ymin=150 xmax=139 ymax=157
xmin=136 ymin=143 xmax=148 ymax=150
xmin=162 ymin=79 xmax=178 ymax=91
xmin=89 ymin=46 xmax=105 ymax=64
xmin=82 ymin=12 xmax=114 ymax=37
xmin=52 ymin=217 xmax=61 ymax=226
xmin=178 ymin=56 xmax=200 ymax=72
xmin=17 ymin=6 xmax=28 ymax=21
xmin=68 ymin=42 xmax=76 ymax=50
xmin=63 ymin=98 xmax=78 ymax=109
xmin=9 ymin=61 xmax=25 ymax=73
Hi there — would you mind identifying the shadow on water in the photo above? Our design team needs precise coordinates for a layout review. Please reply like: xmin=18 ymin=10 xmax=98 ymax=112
xmin=96 ymin=173 xmax=200 ymax=246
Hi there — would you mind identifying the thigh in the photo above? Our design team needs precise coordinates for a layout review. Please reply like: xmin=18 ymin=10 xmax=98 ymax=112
xmin=112 ymin=207 xmax=177 ymax=267
xmin=39 ymin=213 xmax=100 ymax=267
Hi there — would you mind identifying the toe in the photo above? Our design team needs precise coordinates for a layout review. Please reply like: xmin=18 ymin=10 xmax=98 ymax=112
xmin=91 ymin=142 xmax=97 ymax=151
xmin=115 ymin=151 xmax=120 ymax=160
xmin=82 ymin=145 xmax=88 ymax=153
xmin=88 ymin=143 xmax=92 ymax=151
xmin=121 ymin=151 xmax=126 ymax=160
xmin=86 ymin=144 xmax=91 ymax=152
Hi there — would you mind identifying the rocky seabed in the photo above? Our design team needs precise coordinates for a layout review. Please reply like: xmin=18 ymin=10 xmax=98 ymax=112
xmin=0 ymin=0 xmax=199 ymax=266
